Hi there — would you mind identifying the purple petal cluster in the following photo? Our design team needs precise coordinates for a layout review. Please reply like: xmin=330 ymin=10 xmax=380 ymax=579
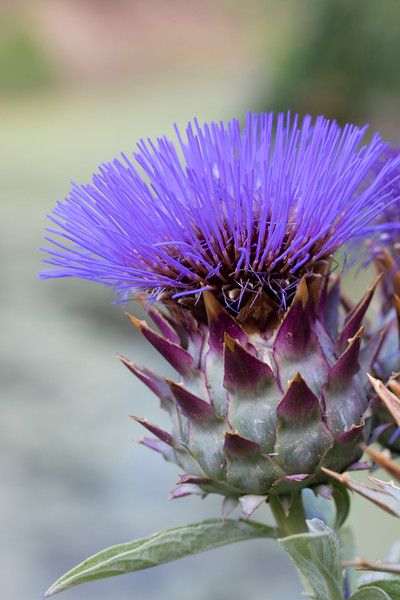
xmin=366 ymin=145 xmax=400 ymax=258
xmin=41 ymin=112 xmax=400 ymax=308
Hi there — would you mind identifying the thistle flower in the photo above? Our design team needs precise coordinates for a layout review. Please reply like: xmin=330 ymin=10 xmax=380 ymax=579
xmin=42 ymin=112 xmax=400 ymax=513
xmin=42 ymin=113 xmax=399 ymax=311
xmin=362 ymin=146 xmax=400 ymax=453
xmin=366 ymin=146 xmax=400 ymax=316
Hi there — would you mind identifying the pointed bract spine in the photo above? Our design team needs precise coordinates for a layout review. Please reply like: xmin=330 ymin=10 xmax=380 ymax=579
xmin=167 ymin=380 xmax=215 ymax=421
xmin=223 ymin=334 xmax=274 ymax=394
xmin=121 ymin=275 xmax=377 ymax=499
xmin=274 ymin=278 xmax=311 ymax=359
xmin=337 ymin=275 xmax=380 ymax=352
xmin=127 ymin=314 xmax=197 ymax=379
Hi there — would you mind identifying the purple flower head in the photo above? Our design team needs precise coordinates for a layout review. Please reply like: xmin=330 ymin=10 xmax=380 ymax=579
xmin=365 ymin=145 xmax=400 ymax=259
xmin=41 ymin=112 xmax=400 ymax=311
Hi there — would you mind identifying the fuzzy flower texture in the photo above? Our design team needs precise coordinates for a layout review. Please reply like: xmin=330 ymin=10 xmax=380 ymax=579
xmin=42 ymin=112 xmax=399 ymax=311
xmin=42 ymin=113 xmax=400 ymax=510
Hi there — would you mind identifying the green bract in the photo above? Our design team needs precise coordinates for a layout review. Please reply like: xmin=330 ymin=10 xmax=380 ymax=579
xmin=121 ymin=274 xmax=380 ymax=514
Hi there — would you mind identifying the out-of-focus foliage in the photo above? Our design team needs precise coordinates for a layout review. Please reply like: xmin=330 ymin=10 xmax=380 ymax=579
xmin=264 ymin=0 xmax=400 ymax=125
xmin=0 ymin=24 xmax=54 ymax=91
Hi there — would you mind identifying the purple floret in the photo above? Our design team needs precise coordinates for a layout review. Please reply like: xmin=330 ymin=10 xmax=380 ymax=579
xmin=41 ymin=112 xmax=400 ymax=308
xmin=366 ymin=145 xmax=400 ymax=255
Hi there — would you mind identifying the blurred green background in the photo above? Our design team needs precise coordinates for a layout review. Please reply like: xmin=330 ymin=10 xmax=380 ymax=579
xmin=1 ymin=1 xmax=399 ymax=599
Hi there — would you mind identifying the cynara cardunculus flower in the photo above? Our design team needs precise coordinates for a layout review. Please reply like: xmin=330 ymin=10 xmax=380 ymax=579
xmin=364 ymin=146 xmax=400 ymax=454
xmin=42 ymin=112 xmax=400 ymax=517
xmin=365 ymin=146 xmax=400 ymax=317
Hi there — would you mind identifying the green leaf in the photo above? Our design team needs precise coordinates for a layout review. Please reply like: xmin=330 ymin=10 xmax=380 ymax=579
xmin=349 ymin=585 xmax=392 ymax=599
xmin=44 ymin=518 xmax=277 ymax=597
xmin=278 ymin=518 xmax=343 ymax=600
xmin=332 ymin=482 xmax=351 ymax=529
xmin=360 ymin=579 xmax=400 ymax=597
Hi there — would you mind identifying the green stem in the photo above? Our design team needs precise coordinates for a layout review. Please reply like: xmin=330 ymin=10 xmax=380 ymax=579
xmin=270 ymin=493 xmax=313 ymax=597
xmin=269 ymin=493 xmax=308 ymax=536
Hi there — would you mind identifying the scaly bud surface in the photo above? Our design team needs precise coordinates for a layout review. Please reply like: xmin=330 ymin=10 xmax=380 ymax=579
xmin=119 ymin=274 xmax=379 ymax=509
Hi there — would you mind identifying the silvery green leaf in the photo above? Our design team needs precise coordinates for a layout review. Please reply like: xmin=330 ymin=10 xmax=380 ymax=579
xmin=360 ymin=580 xmax=400 ymax=597
xmin=332 ymin=482 xmax=351 ymax=529
xmin=278 ymin=518 xmax=343 ymax=600
xmin=350 ymin=585 xmax=392 ymax=599
xmin=44 ymin=518 xmax=277 ymax=597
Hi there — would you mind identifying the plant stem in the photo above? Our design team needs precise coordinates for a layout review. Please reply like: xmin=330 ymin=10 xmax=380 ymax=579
xmin=269 ymin=493 xmax=308 ymax=536
xmin=343 ymin=559 xmax=400 ymax=576
xmin=270 ymin=493 xmax=314 ymax=598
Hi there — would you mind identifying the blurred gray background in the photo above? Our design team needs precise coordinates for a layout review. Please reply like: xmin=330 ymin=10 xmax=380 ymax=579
xmin=1 ymin=1 xmax=400 ymax=599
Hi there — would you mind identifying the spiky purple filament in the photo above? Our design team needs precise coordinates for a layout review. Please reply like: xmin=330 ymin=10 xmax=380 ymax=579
xmin=41 ymin=112 xmax=400 ymax=310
